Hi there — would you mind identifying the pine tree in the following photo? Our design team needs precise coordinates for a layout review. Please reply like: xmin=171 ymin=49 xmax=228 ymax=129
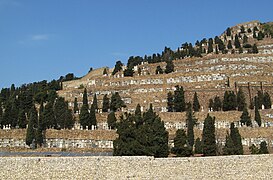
xmin=240 ymin=107 xmax=252 ymax=127
xmin=107 ymin=111 xmax=117 ymax=129
xmin=186 ymin=103 xmax=196 ymax=147
xmin=193 ymin=92 xmax=200 ymax=112
xmin=202 ymin=114 xmax=216 ymax=156
xmin=259 ymin=141 xmax=269 ymax=154
xmin=230 ymin=122 xmax=243 ymax=155
xmin=26 ymin=106 xmax=38 ymax=146
xmin=172 ymin=129 xmax=192 ymax=157
xmin=102 ymin=94 xmax=110 ymax=112
xmin=167 ymin=92 xmax=174 ymax=112
xmin=173 ymin=86 xmax=186 ymax=112
xmin=194 ymin=138 xmax=203 ymax=154
xmin=165 ymin=60 xmax=174 ymax=74
xmin=73 ymin=97 xmax=79 ymax=113
xmin=234 ymin=34 xmax=241 ymax=48
xmin=254 ymin=104 xmax=261 ymax=127
xmin=237 ymin=88 xmax=246 ymax=111
xmin=90 ymin=103 xmax=97 ymax=127
xmin=257 ymin=31 xmax=264 ymax=40
xmin=92 ymin=94 xmax=98 ymax=112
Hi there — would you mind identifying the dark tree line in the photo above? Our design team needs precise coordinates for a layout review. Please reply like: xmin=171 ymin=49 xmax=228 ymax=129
xmin=113 ymin=104 xmax=169 ymax=157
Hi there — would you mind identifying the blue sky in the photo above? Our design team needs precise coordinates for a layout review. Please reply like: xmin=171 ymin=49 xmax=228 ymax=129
xmin=0 ymin=0 xmax=273 ymax=88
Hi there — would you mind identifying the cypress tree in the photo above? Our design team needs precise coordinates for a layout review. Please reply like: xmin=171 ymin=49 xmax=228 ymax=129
xmin=90 ymin=103 xmax=97 ymax=127
xmin=0 ymin=104 xmax=3 ymax=128
xmin=207 ymin=38 xmax=213 ymax=53
xmin=243 ymin=34 xmax=248 ymax=44
xmin=252 ymin=44 xmax=258 ymax=54
xmin=202 ymin=114 xmax=216 ymax=156
xmin=240 ymin=107 xmax=252 ymax=127
xmin=18 ymin=110 xmax=27 ymax=129
xmin=26 ymin=106 xmax=38 ymax=146
xmin=79 ymin=104 xmax=90 ymax=129
xmin=254 ymin=104 xmax=261 ymax=127
xmin=103 ymin=68 xmax=108 ymax=75
xmin=54 ymin=97 xmax=67 ymax=129
xmin=194 ymin=138 xmax=203 ymax=154
xmin=173 ymin=86 xmax=186 ymax=112
xmin=249 ymin=144 xmax=259 ymax=154
xmin=209 ymin=99 xmax=214 ymax=111
xmin=237 ymin=88 xmax=246 ymax=111
xmin=186 ymin=103 xmax=196 ymax=147
xmin=83 ymin=88 xmax=88 ymax=107
xmin=73 ymin=97 xmax=79 ymax=113
xmin=256 ymin=91 xmax=264 ymax=109
xmin=167 ymin=92 xmax=174 ymax=112
xmin=102 ymin=94 xmax=110 ymax=112
xmin=259 ymin=141 xmax=269 ymax=154
xmin=263 ymin=92 xmax=271 ymax=109
xmin=64 ymin=108 xmax=74 ymax=129
xmin=135 ymin=104 xmax=143 ymax=127
xmin=227 ymin=40 xmax=233 ymax=49
xmin=107 ymin=111 xmax=117 ymax=129
xmin=165 ymin=60 xmax=174 ymax=74
xmin=112 ymin=60 xmax=123 ymax=75
xmin=234 ymin=34 xmax=241 ymax=48
xmin=230 ymin=122 xmax=243 ymax=155
xmin=110 ymin=92 xmax=126 ymax=112
xmin=42 ymin=102 xmax=55 ymax=129
xmin=213 ymin=96 xmax=222 ymax=111
xmin=155 ymin=66 xmax=163 ymax=74
xmin=226 ymin=27 xmax=231 ymax=36
xmin=223 ymin=133 xmax=235 ymax=155
xmin=172 ymin=129 xmax=192 ymax=157
xmin=193 ymin=92 xmax=200 ymax=112
xmin=92 ymin=94 xmax=98 ymax=112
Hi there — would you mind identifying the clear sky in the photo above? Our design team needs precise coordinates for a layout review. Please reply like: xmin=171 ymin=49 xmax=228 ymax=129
xmin=0 ymin=0 xmax=273 ymax=88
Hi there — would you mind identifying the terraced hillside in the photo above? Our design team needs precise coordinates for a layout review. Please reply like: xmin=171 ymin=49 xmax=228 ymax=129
xmin=59 ymin=21 xmax=273 ymax=114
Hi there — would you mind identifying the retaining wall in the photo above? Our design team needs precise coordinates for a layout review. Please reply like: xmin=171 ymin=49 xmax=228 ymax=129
xmin=0 ymin=155 xmax=272 ymax=179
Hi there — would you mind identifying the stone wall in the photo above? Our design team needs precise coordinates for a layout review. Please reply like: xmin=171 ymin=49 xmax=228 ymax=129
xmin=0 ymin=155 xmax=272 ymax=179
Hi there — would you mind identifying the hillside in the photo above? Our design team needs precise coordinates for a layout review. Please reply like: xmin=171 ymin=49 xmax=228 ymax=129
xmin=59 ymin=21 xmax=273 ymax=115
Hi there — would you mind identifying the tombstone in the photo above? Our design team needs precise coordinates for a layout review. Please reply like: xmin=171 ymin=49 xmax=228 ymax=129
xmin=262 ymin=104 xmax=265 ymax=110
xmin=86 ymin=126 xmax=88 ymax=130
xmin=80 ymin=126 xmax=83 ymax=130
xmin=91 ymin=125 xmax=95 ymax=130
xmin=201 ymin=106 xmax=204 ymax=112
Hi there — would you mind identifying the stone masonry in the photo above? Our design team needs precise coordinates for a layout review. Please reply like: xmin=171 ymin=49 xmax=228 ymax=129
xmin=0 ymin=155 xmax=272 ymax=179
